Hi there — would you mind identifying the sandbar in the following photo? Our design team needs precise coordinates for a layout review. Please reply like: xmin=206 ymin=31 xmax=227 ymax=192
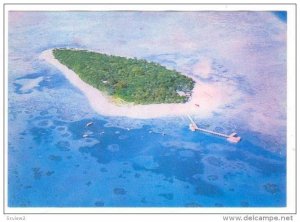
xmin=40 ymin=49 xmax=233 ymax=119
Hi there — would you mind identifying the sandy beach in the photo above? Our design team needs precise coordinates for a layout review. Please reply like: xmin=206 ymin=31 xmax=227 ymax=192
xmin=40 ymin=49 xmax=234 ymax=119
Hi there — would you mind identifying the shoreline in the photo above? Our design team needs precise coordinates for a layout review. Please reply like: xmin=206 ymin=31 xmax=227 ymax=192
xmin=40 ymin=49 xmax=233 ymax=119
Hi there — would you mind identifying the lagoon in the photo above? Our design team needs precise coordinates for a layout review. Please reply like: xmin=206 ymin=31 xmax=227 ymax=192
xmin=8 ymin=11 xmax=286 ymax=207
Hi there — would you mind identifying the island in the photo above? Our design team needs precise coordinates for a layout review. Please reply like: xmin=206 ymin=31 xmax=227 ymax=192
xmin=52 ymin=49 xmax=195 ymax=104
xmin=40 ymin=48 xmax=229 ymax=119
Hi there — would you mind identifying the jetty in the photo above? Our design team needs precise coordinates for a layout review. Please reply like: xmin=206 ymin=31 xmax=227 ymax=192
xmin=187 ymin=115 xmax=241 ymax=143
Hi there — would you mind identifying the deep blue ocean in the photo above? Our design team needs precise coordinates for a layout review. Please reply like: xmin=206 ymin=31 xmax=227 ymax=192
xmin=8 ymin=11 xmax=286 ymax=207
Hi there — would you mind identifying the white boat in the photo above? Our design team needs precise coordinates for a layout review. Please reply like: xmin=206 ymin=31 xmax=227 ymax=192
xmin=82 ymin=133 xmax=89 ymax=138
xmin=86 ymin=122 xmax=93 ymax=127
xmin=83 ymin=130 xmax=93 ymax=138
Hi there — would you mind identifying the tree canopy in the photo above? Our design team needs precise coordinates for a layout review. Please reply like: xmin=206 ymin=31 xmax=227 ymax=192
xmin=53 ymin=49 xmax=195 ymax=104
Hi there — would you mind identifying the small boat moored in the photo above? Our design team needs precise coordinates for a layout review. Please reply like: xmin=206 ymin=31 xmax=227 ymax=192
xmin=86 ymin=122 xmax=94 ymax=127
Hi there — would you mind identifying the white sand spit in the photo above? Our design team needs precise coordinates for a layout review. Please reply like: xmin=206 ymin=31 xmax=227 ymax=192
xmin=40 ymin=49 xmax=235 ymax=119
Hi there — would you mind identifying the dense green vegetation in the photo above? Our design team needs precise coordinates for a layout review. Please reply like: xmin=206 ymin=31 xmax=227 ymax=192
xmin=53 ymin=49 xmax=195 ymax=104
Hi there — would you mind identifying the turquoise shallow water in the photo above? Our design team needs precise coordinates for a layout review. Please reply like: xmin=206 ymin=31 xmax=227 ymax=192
xmin=8 ymin=11 xmax=286 ymax=207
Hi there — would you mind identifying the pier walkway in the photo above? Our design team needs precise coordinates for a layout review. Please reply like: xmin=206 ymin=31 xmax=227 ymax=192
xmin=187 ymin=115 xmax=241 ymax=143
